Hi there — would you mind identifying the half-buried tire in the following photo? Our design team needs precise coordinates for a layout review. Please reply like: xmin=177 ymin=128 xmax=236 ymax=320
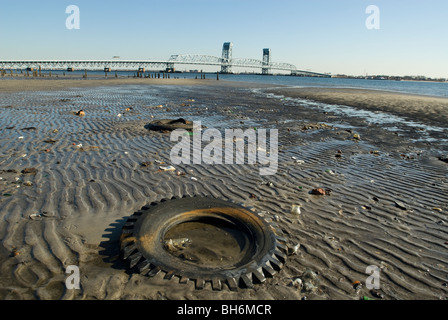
xmin=119 ymin=196 xmax=288 ymax=291
xmin=146 ymin=118 xmax=195 ymax=132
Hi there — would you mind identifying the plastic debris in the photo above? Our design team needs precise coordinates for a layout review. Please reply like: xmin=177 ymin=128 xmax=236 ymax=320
xmin=291 ymin=277 xmax=303 ymax=289
xmin=160 ymin=166 xmax=176 ymax=171
xmin=29 ymin=213 xmax=43 ymax=220
xmin=287 ymin=243 xmax=300 ymax=256
xmin=165 ymin=238 xmax=192 ymax=253
xmin=291 ymin=204 xmax=301 ymax=215
xmin=301 ymin=268 xmax=319 ymax=293
xmin=352 ymin=280 xmax=362 ymax=292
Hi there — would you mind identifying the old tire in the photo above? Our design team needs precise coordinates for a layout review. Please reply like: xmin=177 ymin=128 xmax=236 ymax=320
xmin=120 ymin=196 xmax=287 ymax=291
xmin=146 ymin=118 xmax=195 ymax=132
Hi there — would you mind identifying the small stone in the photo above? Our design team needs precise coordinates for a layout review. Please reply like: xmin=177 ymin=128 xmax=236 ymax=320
xmin=394 ymin=200 xmax=407 ymax=210
xmin=21 ymin=168 xmax=38 ymax=175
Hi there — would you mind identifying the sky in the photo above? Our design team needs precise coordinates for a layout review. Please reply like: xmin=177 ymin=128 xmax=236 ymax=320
xmin=0 ymin=0 xmax=447 ymax=77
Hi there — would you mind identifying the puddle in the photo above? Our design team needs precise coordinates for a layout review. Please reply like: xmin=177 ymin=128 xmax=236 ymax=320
xmin=252 ymin=88 xmax=448 ymax=142
xmin=163 ymin=217 xmax=253 ymax=268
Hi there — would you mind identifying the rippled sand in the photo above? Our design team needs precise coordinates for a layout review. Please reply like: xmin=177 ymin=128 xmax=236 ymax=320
xmin=0 ymin=79 xmax=447 ymax=300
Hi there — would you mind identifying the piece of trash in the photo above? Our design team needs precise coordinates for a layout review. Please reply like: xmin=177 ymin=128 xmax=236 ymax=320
xmin=362 ymin=296 xmax=374 ymax=301
xmin=301 ymin=268 xmax=319 ymax=293
xmin=295 ymin=160 xmax=305 ymax=164
xmin=190 ymin=177 xmax=198 ymax=181
xmin=394 ymin=200 xmax=407 ymax=210
xmin=291 ymin=277 xmax=303 ymax=289
xmin=262 ymin=181 xmax=274 ymax=187
xmin=43 ymin=139 xmax=57 ymax=144
xmin=3 ymin=193 xmax=12 ymax=197
xmin=117 ymin=113 xmax=122 ymax=117
xmin=433 ymin=207 xmax=443 ymax=212
xmin=52 ymin=129 xmax=59 ymax=133
xmin=29 ymin=213 xmax=43 ymax=220
xmin=325 ymin=169 xmax=335 ymax=175
xmin=124 ymin=152 xmax=129 ymax=155
xmin=311 ymin=188 xmax=331 ymax=196
xmin=23 ymin=181 xmax=33 ymax=187
xmin=160 ymin=166 xmax=176 ymax=171
xmin=75 ymin=110 xmax=85 ymax=117
xmin=18 ymin=136 xmax=24 ymax=140
xmin=291 ymin=204 xmax=301 ymax=215
xmin=287 ymin=243 xmax=300 ymax=256
xmin=352 ymin=280 xmax=362 ymax=292
xmin=165 ymin=238 xmax=191 ymax=252
xmin=353 ymin=133 xmax=361 ymax=140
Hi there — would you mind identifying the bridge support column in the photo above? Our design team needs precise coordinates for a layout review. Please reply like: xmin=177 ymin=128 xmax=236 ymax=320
xmin=221 ymin=42 xmax=233 ymax=74
xmin=262 ymin=48 xmax=271 ymax=75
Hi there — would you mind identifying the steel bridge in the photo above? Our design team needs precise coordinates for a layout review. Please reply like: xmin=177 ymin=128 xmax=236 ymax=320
xmin=0 ymin=42 xmax=329 ymax=77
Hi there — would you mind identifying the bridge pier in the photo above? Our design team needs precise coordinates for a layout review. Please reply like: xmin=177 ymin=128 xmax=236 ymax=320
xmin=262 ymin=48 xmax=271 ymax=75
xmin=221 ymin=42 xmax=233 ymax=74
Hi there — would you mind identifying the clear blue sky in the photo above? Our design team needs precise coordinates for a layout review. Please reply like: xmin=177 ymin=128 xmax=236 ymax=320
xmin=1 ymin=0 xmax=447 ymax=77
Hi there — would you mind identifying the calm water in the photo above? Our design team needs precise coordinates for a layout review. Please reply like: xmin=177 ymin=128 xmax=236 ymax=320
xmin=8 ymin=69 xmax=448 ymax=98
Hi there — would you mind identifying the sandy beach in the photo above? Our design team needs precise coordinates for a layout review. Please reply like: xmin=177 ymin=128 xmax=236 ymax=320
xmin=0 ymin=77 xmax=447 ymax=300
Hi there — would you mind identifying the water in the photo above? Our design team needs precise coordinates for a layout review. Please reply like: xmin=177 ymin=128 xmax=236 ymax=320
xmin=216 ymin=74 xmax=448 ymax=98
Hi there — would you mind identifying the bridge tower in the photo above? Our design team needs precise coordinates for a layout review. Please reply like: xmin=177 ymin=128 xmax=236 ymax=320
xmin=262 ymin=48 xmax=271 ymax=75
xmin=221 ymin=42 xmax=233 ymax=74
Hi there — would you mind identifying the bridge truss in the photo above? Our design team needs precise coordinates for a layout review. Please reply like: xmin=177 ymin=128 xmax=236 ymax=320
xmin=0 ymin=55 xmax=328 ymax=77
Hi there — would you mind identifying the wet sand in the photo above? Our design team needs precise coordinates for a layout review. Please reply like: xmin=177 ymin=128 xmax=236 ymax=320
xmin=0 ymin=78 xmax=447 ymax=300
